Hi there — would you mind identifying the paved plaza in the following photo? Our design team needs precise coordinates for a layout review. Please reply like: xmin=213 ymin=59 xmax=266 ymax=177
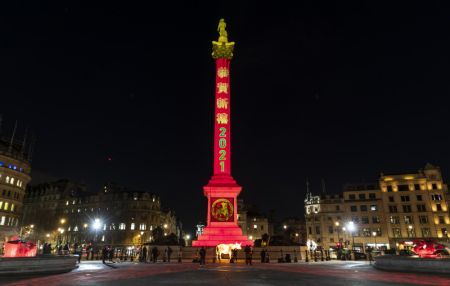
xmin=1 ymin=260 xmax=449 ymax=286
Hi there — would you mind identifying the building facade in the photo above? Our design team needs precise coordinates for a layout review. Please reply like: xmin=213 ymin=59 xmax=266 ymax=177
xmin=237 ymin=199 xmax=271 ymax=241
xmin=0 ymin=132 xmax=32 ymax=243
xmin=21 ymin=181 xmax=178 ymax=247
xmin=305 ymin=164 xmax=450 ymax=252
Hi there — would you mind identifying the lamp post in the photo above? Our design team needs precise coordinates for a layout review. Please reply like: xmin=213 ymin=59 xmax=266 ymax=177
xmin=93 ymin=218 xmax=101 ymax=242
xmin=185 ymin=234 xmax=191 ymax=246
xmin=346 ymin=222 xmax=356 ymax=259
xmin=335 ymin=222 xmax=340 ymax=243
xmin=372 ymin=231 xmax=377 ymax=250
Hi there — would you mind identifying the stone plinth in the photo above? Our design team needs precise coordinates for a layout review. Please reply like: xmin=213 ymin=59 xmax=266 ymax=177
xmin=0 ymin=255 xmax=78 ymax=275
xmin=374 ymin=255 xmax=450 ymax=274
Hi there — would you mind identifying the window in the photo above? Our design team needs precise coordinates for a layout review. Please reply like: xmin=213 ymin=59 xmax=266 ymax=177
xmin=6 ymin=176 xmax=10 ymax=184
xmin=350 ymin=206 xmax=357 ymax=212
xmin=308 ymin=227 xmax=312 ymax=234
xmin=352 ymin=217 xmax=360 ymax=223
xmin=369 ymin=193 xmax=376 ymax=199
xmin=398 ymin=185 xmax=409 ymax=192
xmin=118 ymin=223 xmax=125 ymax=230
xmin=361 ymin=217 xmax=369 ymax=224
xmin=389 ymin=205 xmax=398 ymax=213
xmin=404 ymin=216 xmax=413 ymax=224
xmin=431 ymin=194 xmax=442 ymax=201
xmin=388 ymin=196 xmax=394 ymax=202
xmin=414 ymin=184 xmax=421 ymax=191
xmin=336 ymin=205 xmax=340 ymax=211
xmin=436 ymin=204 xmax=442 ymax=211
xmin=362 ymin=228 xmax=371 ymax=237
xmin=10 ymin=204 xmax=14 ymax=212
xmin=349 ymin=194 xmax=356 ymax=200
xmin=421 ymin=228 xmax=431 ymax=237
xmin=390 ymin=216 xmax=400 ymax=224
xmin=402 ymin=205 xmax=412 ymax=213
xmin=327 ymin=217 xmax=332 ymax=221
xmin=442 ymin=228 xmax=448 ymax=237
xmin=392 ymin=228 xmax=401 ymax=238
xmin=370 ymin=205 xmax=377 ymax=211
xmin=139 ymin=223 xmax=146 ymax=230
xmin=416 ymin=195 xmax=422 ymax=201
xmin=0 ymin=216 xmax=4 ymax=225
xmin=0 ymin=201 xmax=2 ymax=209
xmin=438 ymin=216 xmax=445 ymax=224
xmin=4 ymin=202 xmax=8 ymax=211
xmin=375 ymin=227 xmax=382 ymax=236
xmin=417 ymin=204 xmax=426 ymax=212
xmin=387 ymin=185 xmax=393 ymax=192
xmin=400 ymin=195 xmax=410 ymax=202
xmin=432 ymin=183 xmax=438 ymax=190
xmin=372 ymin=216 xmax=380 ymax=224
xmin=360 ymin=205 xmax=368 ymax=212
xmin=315 ymin=226 xmax=320 ymax=234
xmin=359 ymin=194 xmax=366 ymax=200
xmin=328 ymin=226 xmax=333 ymax=234
xmin=419 ymin=216 xmax=428 ymax=224
xmin=130 ymin=223 xmax=135 ymax=230
xmin=253 ymin=224 xmax=258 ymax=229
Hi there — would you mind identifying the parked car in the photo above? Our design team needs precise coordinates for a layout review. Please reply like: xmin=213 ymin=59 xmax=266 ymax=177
xmin=353 ymin=252 xmax=367 ymax=260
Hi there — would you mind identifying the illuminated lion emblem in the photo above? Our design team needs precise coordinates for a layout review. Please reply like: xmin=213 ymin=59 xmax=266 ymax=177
xmin=211 ymin=198 xmax=234 ymax=221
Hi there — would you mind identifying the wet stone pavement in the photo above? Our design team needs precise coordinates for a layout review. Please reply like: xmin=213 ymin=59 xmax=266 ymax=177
xmin=1 ymin=260 xmax=449 ymax=286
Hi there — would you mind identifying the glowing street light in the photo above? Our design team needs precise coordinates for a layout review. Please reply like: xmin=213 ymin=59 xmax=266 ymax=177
xmin=60 ymin=219 xmax=66 ymax=224
xmin=372 ymin=231 xmax=377 ymax=249
xmin=283 ymin=225 xmax=287 ymax=230
xmin=93 ymin=218 xmax=101 ymax=230
xmin=346 ymin=221 xmax=357 ymax=258
xmin=163 ymin=224 xmax=168 ymax=229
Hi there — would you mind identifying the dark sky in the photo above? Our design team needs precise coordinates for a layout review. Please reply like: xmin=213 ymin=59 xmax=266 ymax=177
xmin=1 ymin=2 xmax=450 ymax=231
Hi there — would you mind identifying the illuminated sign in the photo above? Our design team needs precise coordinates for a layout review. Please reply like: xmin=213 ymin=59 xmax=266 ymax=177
xmin=210 ymin=197 xmax=234 ymax=222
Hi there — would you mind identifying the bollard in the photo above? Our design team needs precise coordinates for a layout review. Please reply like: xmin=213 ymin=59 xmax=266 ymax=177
xmin=314 ymin=251 xmax=318 ymax=262
xmin=321 ymin=249 xmax=324 ymax=261
xmin=305 ymin=250 xmax=309 ymax=262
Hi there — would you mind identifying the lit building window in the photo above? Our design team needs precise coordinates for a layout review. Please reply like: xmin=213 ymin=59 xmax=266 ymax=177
xmin=101 ymin=235 xmax=105 ymax=242
xmin=119 ymin=223 xmax=126 ymax=230
xmin=130 ymin=223 xmax=135 ymax=230
xmin=66 ymin=201 xmax=69 ymax=206
xmin=6 ymin=176 xmax=9 ymax=184
xmin=103 ymin=224 xmax=106 ymax=231
xmin=4 ymin=202 xmax=8 ymax=211
xmin=74 ymin=226 xmax=79 ymax=231
xmin=0 ymin=216 xmax=5 ymax=225
xmin=253 ymin=224 xmax=257 ymax=229
xmin=10 ymin=177 xmax=14 ymax=185
xmin=0 ymin=201 xmax=3 ymax=209
xmin=11 ymin=204 xmax=14 ymax=212
xmin=140 ymin=223 xmax=146 ymax=230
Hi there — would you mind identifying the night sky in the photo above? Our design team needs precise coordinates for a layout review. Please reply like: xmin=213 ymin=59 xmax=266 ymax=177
xmin=1 ymin=2 xmax=450 ymax=230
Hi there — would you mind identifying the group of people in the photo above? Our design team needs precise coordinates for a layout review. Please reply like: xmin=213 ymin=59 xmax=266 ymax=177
xmin=259 ymin=248 xmax=270 ymax=263
xmin=139 ymin=246 xmax=173 ymax=263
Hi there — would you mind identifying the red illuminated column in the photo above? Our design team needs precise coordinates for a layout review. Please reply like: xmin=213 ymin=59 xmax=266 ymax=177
xmin=213 ymin=58 xmax=232 ymax=176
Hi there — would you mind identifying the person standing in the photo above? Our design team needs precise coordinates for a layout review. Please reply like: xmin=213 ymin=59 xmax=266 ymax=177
xmin=142 ymin=246 xmax=148 ymax=263
xmin=167 ymin=246 xmax=173 ymax=262
xmin=199 ymin=247 xmax=206 ymax=265
xmin=245 ymin=245 xmax=253 ymax=265
xmin=151 ymin=246 xmax=158 ymax=263
xmin=102 ymin=246 xmax=108 ymax=264
xmin=260 ymin=249 xmax=266 ymax=263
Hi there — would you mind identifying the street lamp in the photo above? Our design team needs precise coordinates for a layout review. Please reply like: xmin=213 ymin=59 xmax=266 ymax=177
xmin=185 ymin=234 xmax=191 ymax=246
xmin=335 ymin=222 xmax=341 ymax=243
xmin=346 ymin=222 xmax=356 ymax=257
xmin=372 ymin=231 xmax=377 ymax=250
xmin=93 ymin=218 xmax=102 ymax=242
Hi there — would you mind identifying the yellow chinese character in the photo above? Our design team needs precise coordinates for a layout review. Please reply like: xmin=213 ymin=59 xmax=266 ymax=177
xmin=216 ymin=113 xmax=228 ymax=124
xmin=217 ymin=67 xmax=229 ymax=78
xmin=217 ymin=83 xmax=228 ymax=94
xmin=217 ymin=98 xmax=228 ymax=109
